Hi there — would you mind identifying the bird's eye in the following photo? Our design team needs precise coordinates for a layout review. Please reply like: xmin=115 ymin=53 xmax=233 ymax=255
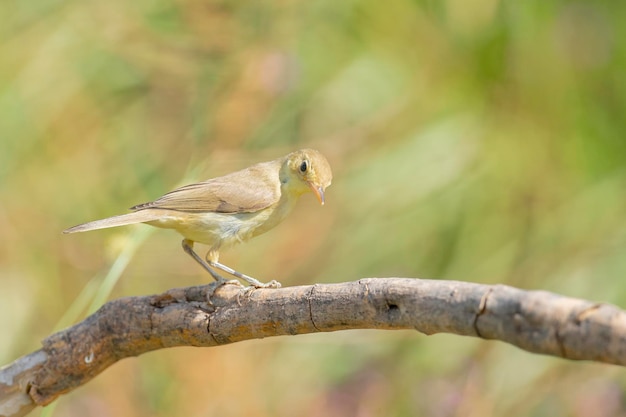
xmin=300 ymin=160 xmax=308 ymax=173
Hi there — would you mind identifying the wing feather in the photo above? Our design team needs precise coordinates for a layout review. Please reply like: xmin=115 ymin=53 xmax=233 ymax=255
xmin=131 ymin=160 xmax=282 ymax=213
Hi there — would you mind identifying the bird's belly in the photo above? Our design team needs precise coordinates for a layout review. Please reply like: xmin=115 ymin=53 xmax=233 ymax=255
xmin=146 ymin=210 xmax=276 ymax=250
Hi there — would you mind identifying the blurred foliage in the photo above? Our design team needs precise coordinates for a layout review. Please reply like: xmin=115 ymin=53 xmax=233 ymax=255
xmin=2 ymin=0 xmax=626 ymax=416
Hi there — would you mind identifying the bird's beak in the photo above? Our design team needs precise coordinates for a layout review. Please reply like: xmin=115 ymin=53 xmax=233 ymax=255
xmin=308 ymin=182 xmax=325 ymax=205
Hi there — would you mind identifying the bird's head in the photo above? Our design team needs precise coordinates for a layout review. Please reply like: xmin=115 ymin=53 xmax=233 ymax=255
xmin=284 ymin=149 xmax=333 ymax=205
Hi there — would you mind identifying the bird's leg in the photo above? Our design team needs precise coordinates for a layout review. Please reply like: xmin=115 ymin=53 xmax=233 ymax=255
xmin=206 ymin=259 xmax=282 ymax=289
xmin=203 ymin=249 xmax=281 ymax=289
xmin=181 ymin=239 xmax=241 ymax=287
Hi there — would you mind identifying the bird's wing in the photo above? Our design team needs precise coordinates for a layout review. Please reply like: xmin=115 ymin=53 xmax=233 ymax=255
xmin=131 ymin=161 xmax=282 ymax=213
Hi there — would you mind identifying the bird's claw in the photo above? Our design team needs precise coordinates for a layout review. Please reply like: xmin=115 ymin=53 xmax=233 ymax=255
xmin=206 ymin=278 xmax=244 ymax=306
xmin=254 ymin=279 xmax=281 ymax=289
xmin=233 ymin=280 xmax=281 ymax=305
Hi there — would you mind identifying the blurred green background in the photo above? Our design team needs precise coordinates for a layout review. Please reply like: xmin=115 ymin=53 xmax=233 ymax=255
xmin=2 ymin=0 xmax=626 ymax=416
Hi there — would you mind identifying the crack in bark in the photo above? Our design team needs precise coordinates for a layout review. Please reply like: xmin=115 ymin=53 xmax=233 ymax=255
xmin=554 ymin=322 xmax=567 ymax=359
xmin=205 ymin=312 xmax=219 ymax=345
xmin=575 ymin=303 xmax=602 ymax=324
xmin=308 ymin=284 xmax=321 ymax=332
xmin=474 ymin=288 xmax=493 ymax=338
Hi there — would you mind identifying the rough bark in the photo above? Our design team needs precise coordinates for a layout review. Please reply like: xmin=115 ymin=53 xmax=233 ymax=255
xmin=2 ymin=278 xmax=625 ymax=417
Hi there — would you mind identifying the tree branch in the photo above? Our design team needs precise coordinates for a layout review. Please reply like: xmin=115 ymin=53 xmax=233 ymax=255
xmin=2 ymin=278 xmax=625 ymax=417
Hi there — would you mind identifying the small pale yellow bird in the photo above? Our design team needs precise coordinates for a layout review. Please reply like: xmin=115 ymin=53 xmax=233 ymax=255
xmin=64 ymin=149 xmax=332 ymax=288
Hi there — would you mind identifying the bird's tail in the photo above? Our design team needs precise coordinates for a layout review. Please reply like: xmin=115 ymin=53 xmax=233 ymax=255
xmin=63 ymin=210 xmax=164 ymax=234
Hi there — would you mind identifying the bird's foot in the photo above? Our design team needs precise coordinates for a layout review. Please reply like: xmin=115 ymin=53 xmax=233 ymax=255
xmin=233 ymin=279 xmax=279 ymax=305
xmin=248 ymin=279 xmax=282 ymax=289
xmin=205 ymin=278 xmax=244 ymax=306
xmin=207 ymin=259 xmax=282 ymax=289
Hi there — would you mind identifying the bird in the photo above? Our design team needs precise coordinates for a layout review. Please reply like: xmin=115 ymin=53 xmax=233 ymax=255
xmin=64 ymin=148 xmax=333 ymax=288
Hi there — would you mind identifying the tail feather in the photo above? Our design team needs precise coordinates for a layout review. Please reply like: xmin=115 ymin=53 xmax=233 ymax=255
xmin=63 ymin=210 xmax=164 ymax=234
